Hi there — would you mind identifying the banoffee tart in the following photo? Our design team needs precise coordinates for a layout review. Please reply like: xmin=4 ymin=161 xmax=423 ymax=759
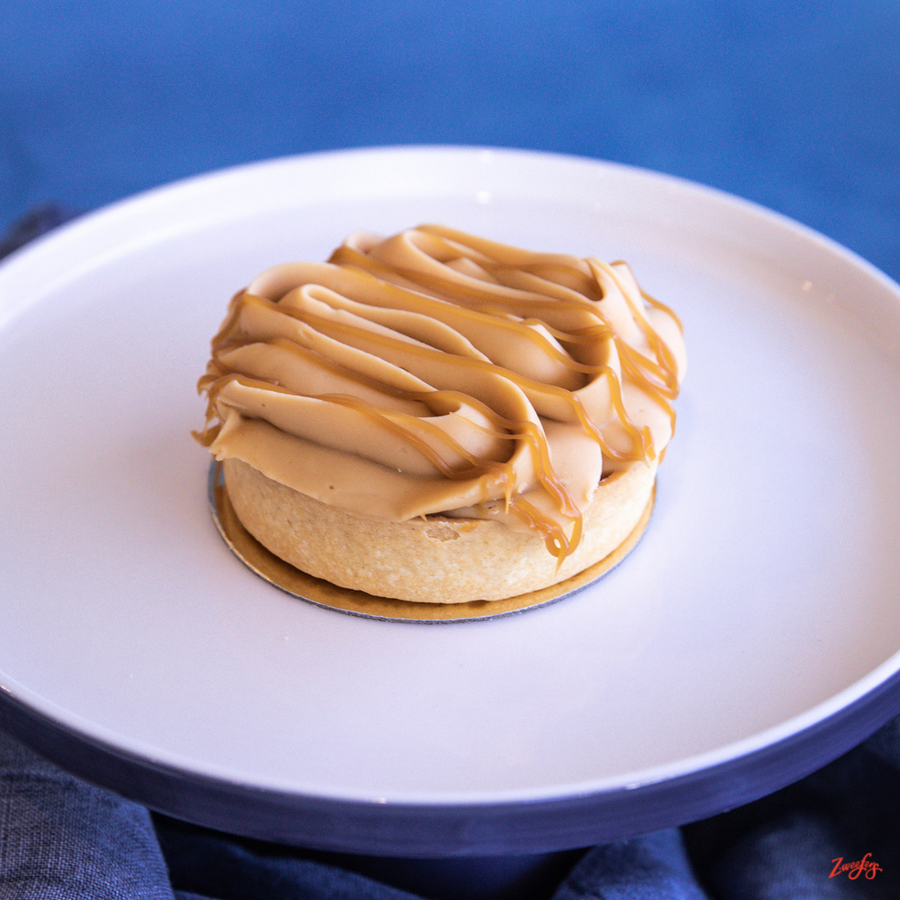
xmin=195 ymin=225 xmax=686 ymax=608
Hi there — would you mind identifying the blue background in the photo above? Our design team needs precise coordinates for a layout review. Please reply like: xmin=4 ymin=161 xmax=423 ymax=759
xmin=2 ymin=0 xmax=898 ymax=281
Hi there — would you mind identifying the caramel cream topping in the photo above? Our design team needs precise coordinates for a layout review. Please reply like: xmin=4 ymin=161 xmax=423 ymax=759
xmin=196 ymin=225 xmax=686 ymax=560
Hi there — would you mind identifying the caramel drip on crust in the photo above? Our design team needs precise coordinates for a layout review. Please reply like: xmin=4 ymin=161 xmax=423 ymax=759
xmin=196 ymin=225 xmax=686 ymax=561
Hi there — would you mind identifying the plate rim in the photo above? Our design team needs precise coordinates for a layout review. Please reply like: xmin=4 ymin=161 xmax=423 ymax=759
xmin=3 ymin=658 xmax=899 ymax=854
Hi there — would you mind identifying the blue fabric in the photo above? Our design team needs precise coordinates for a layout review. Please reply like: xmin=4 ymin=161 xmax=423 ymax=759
xmin=3 ymin=716 xmax=900 ymax=898
xmin=0 ymin=727 xmax=173 ymax=900
xmin=1 ymin=0 xmax=899 ymax=283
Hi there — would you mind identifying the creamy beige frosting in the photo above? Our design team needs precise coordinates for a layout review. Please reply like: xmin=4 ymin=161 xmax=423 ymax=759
xmin=196 ymin=225 xmax=686 ymax=561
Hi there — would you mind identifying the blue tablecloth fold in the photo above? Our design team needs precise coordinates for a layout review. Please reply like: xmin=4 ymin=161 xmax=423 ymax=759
xmin=0 ymin=204 xmax=80 ymax=261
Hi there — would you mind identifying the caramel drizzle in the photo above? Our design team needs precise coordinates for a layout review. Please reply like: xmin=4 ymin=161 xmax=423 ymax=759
xmin=332 ymin=236 xmax=681 ymax=455
xmin=196 ymin=227 xmax=683 ymax=561
xmin=209 ymin=292 xmax=652 ymax=462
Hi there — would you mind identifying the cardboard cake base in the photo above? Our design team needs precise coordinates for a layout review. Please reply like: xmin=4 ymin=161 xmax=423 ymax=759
xmin=209 ymin=463 xmax=653 ymax=623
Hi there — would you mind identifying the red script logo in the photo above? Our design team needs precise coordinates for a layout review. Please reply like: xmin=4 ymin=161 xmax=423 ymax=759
xmin=829 ymin=853 xmax=882 ymax=880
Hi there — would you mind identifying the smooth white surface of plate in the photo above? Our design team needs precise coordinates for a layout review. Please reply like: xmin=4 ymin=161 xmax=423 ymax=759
xmin=2 ymin=147 xmax=900 ymax=853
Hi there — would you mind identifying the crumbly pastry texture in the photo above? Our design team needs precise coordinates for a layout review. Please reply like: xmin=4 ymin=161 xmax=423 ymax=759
xmin=196 ymin=225 xmax=686 ymax=604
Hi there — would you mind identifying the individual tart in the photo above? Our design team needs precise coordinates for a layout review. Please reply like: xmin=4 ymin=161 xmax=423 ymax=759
xmin=195 ymin=225 xmax=686 ymax=605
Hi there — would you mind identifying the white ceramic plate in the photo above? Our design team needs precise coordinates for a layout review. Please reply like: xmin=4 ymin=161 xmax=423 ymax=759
xmin=2 ymin=146 xmax=900 ymax=856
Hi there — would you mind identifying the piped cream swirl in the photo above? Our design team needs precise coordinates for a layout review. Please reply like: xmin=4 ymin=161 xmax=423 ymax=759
xmin=196 ymin=225 xmax=686 ymax=561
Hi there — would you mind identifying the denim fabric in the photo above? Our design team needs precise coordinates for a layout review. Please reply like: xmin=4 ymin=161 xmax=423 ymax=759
xmin=0 ymin=730 xmax=173 ymax=900
xmin=154 ymin=817 xmax=424 ymax=900
xmin=552 ymin=829 xmax=709 ymax=899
